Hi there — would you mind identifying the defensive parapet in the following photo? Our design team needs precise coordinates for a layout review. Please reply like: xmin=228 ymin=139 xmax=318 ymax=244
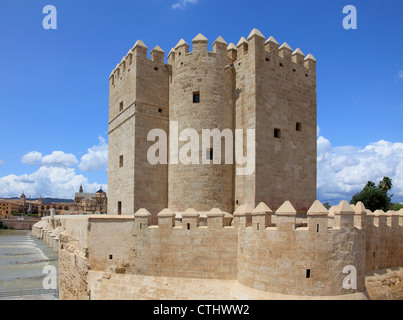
xmin=227 ymin=29 xmax=317 ymax=75
xmin=36 ymin=199 xmax=402 ymax=299
xmin=365 ymin=208 xmax=403 ymax=271
xmin=237 ymin=200 xmax=366 ymax=296
xmin=128 ymin=200 xmax=369 ymax=296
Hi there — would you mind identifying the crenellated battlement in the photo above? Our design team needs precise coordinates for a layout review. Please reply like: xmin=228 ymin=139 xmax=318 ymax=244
xmin=109 ymin=39 xmax=167 ymax=86
xmin=165 ymin=29 xmax=317 ymax=75
xmin=129 ymin=200 xmax=390 ymax=236
xmin=110 ymin=28 xmax=317 ymax=82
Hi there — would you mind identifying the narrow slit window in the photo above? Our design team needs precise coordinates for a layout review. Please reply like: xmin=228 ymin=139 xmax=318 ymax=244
xmin=317 ymin=224 xmax=320 ymax=233
xmin=118 ymin=202 xmax=122 ymax=216
xmin=119 ymin=155 xmax=124 ymax=168
xmin=187 ymin=223 xmax=190 ymax=230
xmin=207 ymin=148 xmax=213 ymax=161
xmin=306 ymin=269 xmax=311 ymax=279
xmin=296 ymin=122 xmax=302 ymax=132
xmin=193 ymin=92 xmax=200 ymax=103
xmin=109 ymin=255 xmax=113 ymax=260
xmin=257 ymin=223 xmax=260 ymax=231
xmin=119 ymin=101 xmax=124 ymax=112
xmin=274 ymin=128 xmax=281 ymax=139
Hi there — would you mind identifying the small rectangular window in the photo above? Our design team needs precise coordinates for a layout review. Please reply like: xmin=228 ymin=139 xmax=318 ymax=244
xmin=296 ymin=122 xmax=302 ymax=131
xmin=193 ymin=92 xmax=200 ymax=103
xmin=206 ymin=148 xmax=213 ymax=161
xmin=274 ymin=128 xmax=281 ymax=139
xmin=158 ymin=108 xmax=162 ymax=113
xmin=118 ymin=202 xmax=122 ymax=216
xmin=187 ymin=223 xmax=190 ymax=230
xmin=109 ymin=255 xmax=113 ymax=260
xmin=119 ymin=101 xmax=124 ymax=112
xmin=119 ymin=155 xmax=124 ymax=168
xmin=306 ymin=269 xmax=311 ymax=279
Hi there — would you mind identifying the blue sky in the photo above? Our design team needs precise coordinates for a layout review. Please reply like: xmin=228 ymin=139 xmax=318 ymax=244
xmin=0 ymin=0 xmax=402 ymax=205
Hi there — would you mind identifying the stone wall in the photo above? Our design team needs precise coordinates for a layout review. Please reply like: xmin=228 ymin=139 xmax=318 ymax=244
xmin=31 ymin=202 xmax=403 ymax=300
xmin=0 ymin=218 xmax=39 ymax=230
xmin=365 ymin=210 xmax=403 ymax=272
xmin=237 ymin=201 xmax=366 ymax=296
xmin=59 ymin=240 xmax=89 ymax=300
xmin=131 ymin=226 xmax=238 ymax=280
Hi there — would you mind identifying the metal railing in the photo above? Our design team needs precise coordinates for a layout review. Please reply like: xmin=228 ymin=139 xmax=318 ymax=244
xmin=0 ymin=287 xmax=59 ymax=299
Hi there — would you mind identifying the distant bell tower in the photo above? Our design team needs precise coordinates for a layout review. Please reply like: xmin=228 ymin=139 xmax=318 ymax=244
xmin=79 ymin=185 xmax=83 ymax=193
xmin=20 ymin=192 xmax=26 ymax=206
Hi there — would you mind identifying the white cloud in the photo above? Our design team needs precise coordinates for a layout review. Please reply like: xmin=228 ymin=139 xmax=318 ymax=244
xmin=21 ymin=151 xmax=43 ymax=165
xmin=317 ymin=136 xmax=403 ymax=204
xmin=0 ymin=137 xmax=109 ymax=199
xmin=78 ymin=137 xmax=108 ymax=172
xmin=0 ymin=166 xmax=107 ymax=199
xmin=399 ymin=70 xmax=403 ymax=78
xmin=41 ymin=151 xmax=78 ymax=168
xmin=0 ymin=160 xmax=4 ymax=165
xmin=22 ymin=150 xmax=78 ymax=168
xmin=172 ymin=0 xmax=199 ymax=9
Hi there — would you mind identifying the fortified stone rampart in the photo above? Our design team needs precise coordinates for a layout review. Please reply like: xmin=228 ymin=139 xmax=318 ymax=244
xmin=365 ymin=208 xmax=403 ymax=272
xmin=32 ymin=201 xmax=403 ymax=299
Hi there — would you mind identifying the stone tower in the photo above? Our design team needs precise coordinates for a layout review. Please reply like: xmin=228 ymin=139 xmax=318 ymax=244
xmin=20 ymin=192 xmax=26 ymax=207
xmin=167 ymin=34 xmax=234 ymax=212
xmin=108 ymin=41 xmax=169 ymax=217
xmin=107 ymin=29 xmax=317 ymax=217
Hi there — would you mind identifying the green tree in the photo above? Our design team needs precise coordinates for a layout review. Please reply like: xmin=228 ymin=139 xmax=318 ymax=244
xmin=391 ymin=203 xmax=403 ymax=211
xmin=364 ymin=181 xmax=376 ymax=190
xmin=350 ymin=177 xmax=392 ymax=212
xmin=378 ymin=177 xmax=392 ymax=191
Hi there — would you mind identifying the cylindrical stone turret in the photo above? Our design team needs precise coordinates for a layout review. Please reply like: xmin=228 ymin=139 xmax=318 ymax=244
xmin=168 ymin=34 xmax=234 ymax=212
